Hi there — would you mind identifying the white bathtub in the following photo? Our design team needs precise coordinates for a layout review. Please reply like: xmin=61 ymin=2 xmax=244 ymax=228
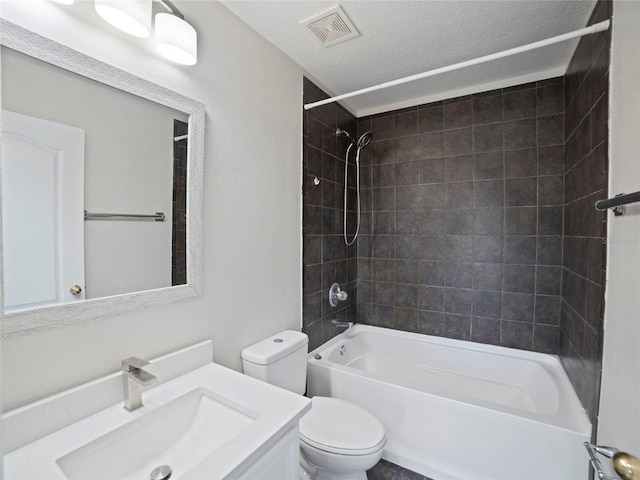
xmin=307 ymin=325 xmax=591 ymax=480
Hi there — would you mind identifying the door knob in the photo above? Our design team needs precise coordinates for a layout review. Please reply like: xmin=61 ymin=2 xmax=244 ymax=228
xmin=69 ymin=285 xmax=82 ymax=295
xmin=586 ymin=443 xmax=640 ymax=480
xmin=614 ymin=452 xmax=640 ymax=480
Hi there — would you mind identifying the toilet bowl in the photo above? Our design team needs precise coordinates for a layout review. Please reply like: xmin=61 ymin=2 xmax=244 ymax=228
xmin=299 ymin=396 xmax=385 ymax=480
xmin=241 ymin=331 xmax=386 ymax=480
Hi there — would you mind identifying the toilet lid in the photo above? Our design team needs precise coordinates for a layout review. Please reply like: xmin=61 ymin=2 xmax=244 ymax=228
xmin=300 ymin=397 xmax=386 ymax=455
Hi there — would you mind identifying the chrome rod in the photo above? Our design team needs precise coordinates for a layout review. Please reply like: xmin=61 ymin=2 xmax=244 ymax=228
xmin=157 ymin=0 xmax=184 ymax=19
xmin=84 ymin=211 xmax=165 ymax=222
xmin=595 ymin=190 xmax=640 ymax=216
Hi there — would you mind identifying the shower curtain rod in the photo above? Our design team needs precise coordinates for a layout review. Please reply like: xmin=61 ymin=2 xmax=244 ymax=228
xmin=303 ymin=19 xmax=611 ymax=111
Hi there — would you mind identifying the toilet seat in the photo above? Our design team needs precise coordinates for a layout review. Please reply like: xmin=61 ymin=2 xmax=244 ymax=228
xmin=300 ymin=397 xmax=386 ymax=456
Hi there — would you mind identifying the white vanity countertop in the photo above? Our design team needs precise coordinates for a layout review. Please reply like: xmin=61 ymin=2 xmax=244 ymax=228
xmin=2 ymin=362 xmax=311 ymax=479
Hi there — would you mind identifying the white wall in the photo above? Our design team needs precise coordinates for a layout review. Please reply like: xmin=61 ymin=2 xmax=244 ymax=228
xmin=598 ymin=0 xmax=640 ymax=455
xmin=0 ymin=1 xmax=304 ymax=411
xmin=2 ymin=48 xmax=187 ymax=298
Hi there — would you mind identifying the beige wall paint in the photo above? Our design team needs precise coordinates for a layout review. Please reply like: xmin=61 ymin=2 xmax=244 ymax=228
xmin=0 ymin=1 xmax=304 ymax=411
xmin=599 ymin=0 xmax=640 ymax=454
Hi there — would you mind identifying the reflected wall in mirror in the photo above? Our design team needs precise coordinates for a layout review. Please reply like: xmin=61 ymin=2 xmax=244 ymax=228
xmin=3 ymin=47 xmax=188 ymax=307
xmin=0 ymin=20 xmax=204 ymax=336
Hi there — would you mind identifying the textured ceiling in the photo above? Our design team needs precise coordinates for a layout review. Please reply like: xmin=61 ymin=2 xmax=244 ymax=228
xmin=221 ymin=1 xmax=596 ymax=116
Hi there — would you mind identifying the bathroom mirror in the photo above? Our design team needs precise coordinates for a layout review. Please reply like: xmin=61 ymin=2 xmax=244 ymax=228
xmin=0 ymin=20 xmax=204 ymax=336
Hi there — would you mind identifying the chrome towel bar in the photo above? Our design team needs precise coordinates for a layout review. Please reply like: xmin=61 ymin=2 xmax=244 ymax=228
xmin=595 ymin=190 xmax=640 ymax=216
xmin=84 ymin=211 xmax=165 ymax=222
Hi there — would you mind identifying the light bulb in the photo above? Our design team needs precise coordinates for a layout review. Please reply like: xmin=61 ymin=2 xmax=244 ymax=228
xmin=154 ymin=13 xmax=197 ymax=66
xmin=95 ymin=0 xmax=152 ymax=38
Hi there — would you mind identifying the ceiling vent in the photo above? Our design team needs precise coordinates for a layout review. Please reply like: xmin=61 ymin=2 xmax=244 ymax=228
xmin=301 ymin=5 xmax=360 ymax=47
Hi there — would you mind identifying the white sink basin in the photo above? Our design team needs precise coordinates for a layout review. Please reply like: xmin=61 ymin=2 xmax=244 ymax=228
xmin=2 ymin=341 xmax=311 ymax=480
xmin=56 ymin=387 xmax=257 ymax=480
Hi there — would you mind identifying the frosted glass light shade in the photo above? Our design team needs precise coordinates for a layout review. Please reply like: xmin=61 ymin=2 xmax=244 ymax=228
xmin=51 ymin=0 xmax=75 ymax=5
xmin=95 ymin=0 xmax=152 ymax=38
xmin=155 ymin=13 xmax=197 ymax=66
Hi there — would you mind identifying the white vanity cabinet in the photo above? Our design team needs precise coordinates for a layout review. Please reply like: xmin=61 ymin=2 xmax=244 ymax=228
xmin=226 ymin=427 xmax=300 ymax=480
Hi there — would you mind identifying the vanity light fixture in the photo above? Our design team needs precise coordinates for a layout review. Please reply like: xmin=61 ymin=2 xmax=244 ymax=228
xmin=92 ymin=0 xmax=197 ymax=65
xmin=54 ymin=0 xmax=197 ymax=65
xmin=94 ymin=0 xmax=152 ymax=38
xmin=154 ymin=6 xmax=197 ymax=66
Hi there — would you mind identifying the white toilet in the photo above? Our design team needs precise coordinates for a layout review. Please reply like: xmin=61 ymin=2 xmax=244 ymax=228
xmin=242 ymin=330 xmax=386 ymax=480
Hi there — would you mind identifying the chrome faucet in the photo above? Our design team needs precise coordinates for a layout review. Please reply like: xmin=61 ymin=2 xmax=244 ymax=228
xmin=331 ymin=319 xmax=354 ymax=329
xmin=122 ymin=357 xmax=157 ymax=411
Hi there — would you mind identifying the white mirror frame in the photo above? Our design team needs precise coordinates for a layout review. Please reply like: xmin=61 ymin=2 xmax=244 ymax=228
xmin=0 ymin=20 xmax=204 ymax=337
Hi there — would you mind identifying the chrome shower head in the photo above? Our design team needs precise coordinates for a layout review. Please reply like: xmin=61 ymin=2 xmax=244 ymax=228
xmin=336 ymin=128 xmax=355 ymax=144
xmin=357 ymin=131 xmax=373 ymax=148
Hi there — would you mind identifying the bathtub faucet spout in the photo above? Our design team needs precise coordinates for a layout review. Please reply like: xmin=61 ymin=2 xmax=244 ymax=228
xmin=331 ymin=319 xmax=354 ymax=329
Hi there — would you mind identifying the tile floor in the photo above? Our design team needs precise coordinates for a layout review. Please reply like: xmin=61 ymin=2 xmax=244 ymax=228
xmin=368 ymin=459 xmax=433 ymax=480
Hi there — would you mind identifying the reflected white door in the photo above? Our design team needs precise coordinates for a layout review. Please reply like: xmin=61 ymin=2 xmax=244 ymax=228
xmin=1 ymin=110 xmax=85 ymax=311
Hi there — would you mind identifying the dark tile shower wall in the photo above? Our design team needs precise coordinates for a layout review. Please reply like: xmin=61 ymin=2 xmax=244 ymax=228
xmin=355 ymin=81 xmax=565 ymax=354
xmin=560 ymin=0 xmax=610 ymax=429
xmin=302 ymin=78 xmax=358 ymax=351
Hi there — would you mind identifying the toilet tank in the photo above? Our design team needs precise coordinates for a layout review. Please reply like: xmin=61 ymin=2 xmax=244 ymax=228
xmin=241 ymin=330 xmax=308 ymax=394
